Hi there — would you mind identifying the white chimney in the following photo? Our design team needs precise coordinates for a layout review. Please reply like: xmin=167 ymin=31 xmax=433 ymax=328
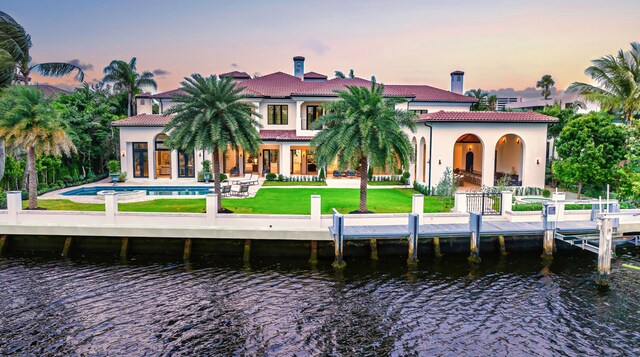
xmin=293 ymin=56 xmax=305 ymax=79
xmin=450 ymin=70 xmax=464 ymax=94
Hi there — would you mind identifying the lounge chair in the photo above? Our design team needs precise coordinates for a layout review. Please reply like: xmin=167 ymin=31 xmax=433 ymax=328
xmin=231 ymin=184 xmax=249 ymax=197
xmin=208 ymin=185 xmax=232 ymax=197
xmin=333 ymin=170 xmax=342 ymax=178
xmin=231 ymin=173 xmax=251 ymax=184
xmin=346 ymin=170 xmax=356 ymax=178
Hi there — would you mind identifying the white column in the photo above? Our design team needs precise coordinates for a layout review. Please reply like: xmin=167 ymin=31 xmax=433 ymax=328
xmin=295 ymin=100 xmax=303 ymax=135
xmin=147 ymin=141 xmax=155 ymax=179
xmin=310 ymin=195 xmax=321 ymax=228
xmin=280 ymin=143 xmax=291 ymax=175
xmin=206 ymin=194 xmax=218 ymax=223
xmin=553 ymin=192 xmax=566 ymax=221
xmin=171 ymin=150 xmax=179 ymax=179
xmin=412 ymin=194 xmax=424 ymax=218
xmin=454 ymin=192 xmax=467 ymax=213
xmin=482 ymin=146 xmax=496 ymax=187
xmin=6 ymin=191 xmax=22 ymax=224
xmin=104 ymin=192 xmax=118 ymax=225
xmin=501 ymin=191 xmax=513 ymax=215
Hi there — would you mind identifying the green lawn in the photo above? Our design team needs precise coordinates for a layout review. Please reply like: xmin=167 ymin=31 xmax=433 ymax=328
xmin=368 ymin=181 xmax=404 ymax=186
xmin=31 ymin=188 xmax=453 ymax=214
xmin=262 ymin=180 xmax=327 ymax=187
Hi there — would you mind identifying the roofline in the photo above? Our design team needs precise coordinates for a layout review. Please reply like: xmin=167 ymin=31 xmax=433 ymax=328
xmin=416 ymin=119 xmax=558 ymax=124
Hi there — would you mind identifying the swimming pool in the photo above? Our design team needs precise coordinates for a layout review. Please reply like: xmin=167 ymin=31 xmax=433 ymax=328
xmin=63 ymin=186 xmax=214 ymax=197
xmin=516 ymin=196 xmax=552 ymax=203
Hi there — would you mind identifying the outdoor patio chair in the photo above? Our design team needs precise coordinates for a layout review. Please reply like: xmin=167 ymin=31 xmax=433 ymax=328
xmin=346 ymin=170 xmax=356 ymax=178
xmin=231 ymin=173 xmax=251 ymax=184
xmin=231 ymin=184 xmax=249 ymax=197
xmin=220 ymin=185 xmax=232 ymax=197
xmin=333 ymin=170 xmax=342 ymax=178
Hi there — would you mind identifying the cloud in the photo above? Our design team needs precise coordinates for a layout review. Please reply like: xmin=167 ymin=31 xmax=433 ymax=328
xmin=68 ymin=59 xmax=94 ymax=71
xmin=152 ymin=68 xmax=170 ymax=76
xmin=231 ymin=63 xmax=238 ymax=68
xmin=301 ymin=39 xmax=330 ymax=55
xmin=487 ymin=86 xmax=561 ymax=99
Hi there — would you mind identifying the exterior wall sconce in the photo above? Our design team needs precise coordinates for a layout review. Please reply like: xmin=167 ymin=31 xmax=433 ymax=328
xmin=516 ymin=138 xmax=520 ymax=144
xmin=536 ymin=158 xmax=540 ymax=165
xmin=468 ymin=145 xmax=472 ymax=151
xmin=502 ymin=137 xmax=506 ymax=143
xmin=438 ymin=159 xmax=442 ymax=165
xmin=121 ymin=151 xmax=126 ymax=157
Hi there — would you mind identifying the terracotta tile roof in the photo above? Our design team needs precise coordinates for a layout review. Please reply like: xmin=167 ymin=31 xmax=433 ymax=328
xmin=304 ymin=71 xmax=327 ymax=79
xmin=135 ymin=93 xmax=153 ymax=99
xmin=111 ymin=114 xmax=173 ymax=127
xmin=234 ymin=72 xmax=306 ymax=98
xmin=260 ymin=130 xmax=313 ymax=141
xmin=291 ymin=77 xmax=411 ymax=97
xmin=32 ymin=84 xmax=70 ymax=98
xmin=153 ymin=88 xmax=187 ymax=99
xmin=417 ymin=111 xmax=558 ymax=123
xmin=220 ymin=71 xmax=251 ymax=79
xmin=386 ymin=84 xmax=477 ymax=102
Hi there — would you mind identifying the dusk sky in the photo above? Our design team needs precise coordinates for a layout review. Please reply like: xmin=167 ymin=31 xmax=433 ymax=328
xmin=4 ymin=0 xmax=639 ymax=97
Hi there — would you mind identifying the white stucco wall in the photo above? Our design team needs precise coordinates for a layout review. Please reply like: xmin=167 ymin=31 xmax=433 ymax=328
xmin=136 ymin=98 xmax=153 ymax=115
xmin=408 ymin=102 xmax=472 ymax=112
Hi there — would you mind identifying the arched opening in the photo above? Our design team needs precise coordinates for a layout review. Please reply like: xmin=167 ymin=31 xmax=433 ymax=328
xmin=154 ymin=133 xmax=171 ymax=179
xmin=494 ymin=134 xmax=524 ymax=186
xmin=453 ymin=134 xmax=483 ymax=188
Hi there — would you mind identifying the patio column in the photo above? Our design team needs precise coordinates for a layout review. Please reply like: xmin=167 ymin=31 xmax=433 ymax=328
xmin=280 ymin=143 xmax=291 ymax=175
xmin=482 ymin=145 xmax=495 ymax=187
xmin=295 ymin=100 xmax=303 ymax=135
xmin=171 ymin=150 xmax=179 ymax=179
xmin=147 ymin=140 xmax=155 ymax=179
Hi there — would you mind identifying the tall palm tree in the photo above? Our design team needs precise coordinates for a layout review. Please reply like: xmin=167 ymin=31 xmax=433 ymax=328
xmin=567 ymin=42 xmax=640 ymax=125
xmin=334 ymin=69 xmax=356 ymax=79
xmin=163 ymin=74 xmax=262 ymax=212
xmin=536 ymin=74 xmax=555 ymax=100
xmin=103 ymin=57 xmax=157 ymax=117
xmin=311 ymin=83 xmax=416 ymax=213
xmin=0 ymin=85 xmax=75 ymax=209
xmin=465 ymin=89 xmax=489 ymax=111
xmin=487 ymin=94 xmax=498 ymax=111
xmin=0 ymin=11 xmax=84 ymax=182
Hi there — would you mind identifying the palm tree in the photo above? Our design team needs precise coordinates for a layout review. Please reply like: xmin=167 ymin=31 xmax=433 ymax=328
xmin=536 ymin=75 xmax=555 ymax=100
xmin=103 ymin=57 xmax=157 ymax=117
xmin=0 ymin=85 xmax=75 ymax=209
xmin=487 ymin=95 xmax=498 ymax=111
xmin=0 ymin=11 xmax=84 ymax=182
xmin=465 ymin=89 xmax=489 ymax=111
xmin=567 ymin=42 xmax=640 ymax=125
xmin=311 ymin=83 xmax=416 ymax=213
xmin=163 ymin=74 xmax=262 ymax=212
xmin=334 ymin=69 xmax=356 ymax=79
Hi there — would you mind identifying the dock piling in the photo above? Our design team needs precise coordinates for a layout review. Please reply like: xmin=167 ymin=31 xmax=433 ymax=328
xmin=61 ymin=236 xmax=73 ymax=258
xmin=433 ymin=236 xmax=442 ymax=258
xmin=407 ymin=213 xmax=420 ymax=265
xmin=468 ymin=213 xmax=481 ymax=264
xmin=369 ymin=239 xmax=379 ymax=261
xmin=596 ymin=217 xmax=614 ymax=286
xmin=243 ymin=239 xmax=251 ymax=262
xmin=119 ymin=237 xmax=129 ymax=260
xmin=183 ymin=238 xmax=193 ymax=261
xmin=0 ymin=235 xmax=7 ymax=255
xmin=498 ymin=235 xmax=508 ymax=255
xmin=542 ymin=204 xmax=555 ymax=259
xmin=332 ymin=214 xmax=346 ymax=269
xmin=309 ymin=240 xmax=318 ymax=265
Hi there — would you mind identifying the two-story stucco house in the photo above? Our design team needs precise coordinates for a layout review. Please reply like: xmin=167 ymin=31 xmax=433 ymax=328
xmin=112 ymin=56 xmax=556 ymax=189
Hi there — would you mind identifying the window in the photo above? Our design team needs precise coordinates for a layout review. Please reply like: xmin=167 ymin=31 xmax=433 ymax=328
xmin=132 ymin=142 xmax=148 ymax=178
xmin=178 ymin=150 xmax=195 ymax=178
xmin=410 ymin=109 xmax=429 ymax=115
xmin=140 ymin=99 xmax=146 ymax=105
xmin=305 ymin=105 xmax=323 ymax=130
xmin=267 ymin=105 xmax=288 ymax=125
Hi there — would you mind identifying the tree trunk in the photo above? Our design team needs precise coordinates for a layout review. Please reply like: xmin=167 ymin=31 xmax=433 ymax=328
xmin=27 ymin=147 xmax=38 ymax=209
xmin=577 ymin=181 xmax=582 ymax=199
xmin=0 ymin=140 xmax=5 ymax=182
xmin=21 ymin=153 xmax=29 ymax=190
xmin=359 ymin=156 xmax=368 ymax=213
xmin=127 ymin=91 xmax=132 ymax=117
xmin=212 ymin=147 xmax=223 ymax=212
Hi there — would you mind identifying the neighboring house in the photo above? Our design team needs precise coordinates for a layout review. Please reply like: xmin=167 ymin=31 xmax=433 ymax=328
xmin=113 ymin=56 xmax=556 ymax=189
xmin=31 ymin=83 xmax=71 ymax=99
xmin=504 ymin=92 xmax=598 ymax=114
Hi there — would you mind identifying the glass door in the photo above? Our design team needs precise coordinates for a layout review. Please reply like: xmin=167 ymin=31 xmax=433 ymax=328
xmin=132 ymin=142 xmax=148 ymax=178
xmin=262 ymin=149 xmax=279 ymax=174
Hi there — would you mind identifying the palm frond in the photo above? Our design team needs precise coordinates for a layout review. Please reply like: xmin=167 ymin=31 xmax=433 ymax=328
xmin=31 ymin=62 xmax=85 ymax=82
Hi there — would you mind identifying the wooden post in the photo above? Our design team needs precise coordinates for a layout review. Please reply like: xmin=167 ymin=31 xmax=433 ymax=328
xmin=183 ymin=238 xmax=193 ymax=261
xmin=332 ymin=214 xmax=346 ymax=269
xmin=243 ymin=239 xmax=251 ymax=262
xmin=0 ymin=235 xmax=7 ymax=255
xmin=309 ymin=240 xmax=318 ymax=265
xmin=369 ymin=239 xmax=379 ymax=261
xmin=120 ymin=237 xmax=129 ymax=261
xmin=433 ymin=236 xmax=442 ymax=258
xmin=498 ymin=235 xmax=508 ymax=255
xmin=61 ymin=236 xmax=73 ymax=258
xmin=407 ymin=213 xmax=420 ymax=265
xmin=468 ymin=213 xmax=481 ymax=263
xmin=596 ymin=217 xmax=614 ymax=286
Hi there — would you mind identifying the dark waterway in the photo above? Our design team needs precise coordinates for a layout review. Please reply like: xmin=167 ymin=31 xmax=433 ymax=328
xmin=1 ymin=248 xmax=639 ymax=356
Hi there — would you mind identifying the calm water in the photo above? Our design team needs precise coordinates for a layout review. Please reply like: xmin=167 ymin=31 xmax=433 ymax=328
xmin=1 ymin=248 xmax=639 ymax=356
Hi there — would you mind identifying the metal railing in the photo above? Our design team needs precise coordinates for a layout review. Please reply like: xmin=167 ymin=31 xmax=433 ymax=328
xmin=466 ymin=192 xmax=502 ymax=215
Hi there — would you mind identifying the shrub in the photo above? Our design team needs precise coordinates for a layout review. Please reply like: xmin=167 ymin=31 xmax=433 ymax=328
xmin=367 ymin=167 xmax=373 ymax=180
xmin=107 ymin=160 xmax=120 ymax=174
xmin=118 ymin=171 xmax=127 ymax=182
xmin=278 ymin=174 xmax=284 ymax=181
xmin=62 ymin=175 xmax=74 ymax=184
xmin=56 ymin=180 xmax=64 ymax=188
xmin=542 ymin=189 xmax=551 ymax=198
xmin=201 ymin=160 xmax=212 ymax=173
xmin=318 ymin=168 xmax=325 ymax=181
xmin=513 ymin=203 xmax=543 ymax=211
xmin=197 ymin=171 xmax=204 ymax=182
xmin=266 ymin=173 xmax=277 ymax=181
xmin=220 ymin=173 xmax=228 ymax=181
